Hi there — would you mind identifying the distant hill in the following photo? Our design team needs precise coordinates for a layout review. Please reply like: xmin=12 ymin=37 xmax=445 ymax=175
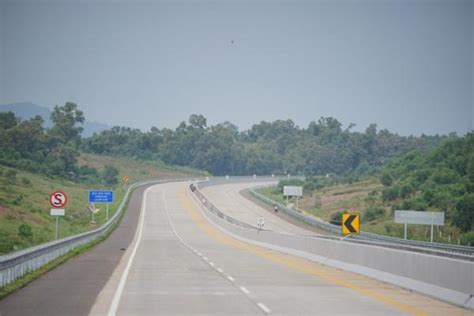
xmin=0 ymin=102 xmax=110 ymax=137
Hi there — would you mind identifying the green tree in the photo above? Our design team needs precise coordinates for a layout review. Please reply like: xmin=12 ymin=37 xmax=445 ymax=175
xmin=454 ymin=193 xmax=474 ymax=232
xmin=380 ymin=173 xmax=393 ymax=186
xmin=101 ymin=165 xmax=119 ymax=186
xmin=49 ymin=102 xmax=85 ymax=147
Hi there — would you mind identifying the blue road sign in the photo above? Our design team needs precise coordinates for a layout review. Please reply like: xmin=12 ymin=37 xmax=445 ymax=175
xmin=89 ymin=190 xmax=114 ymax=203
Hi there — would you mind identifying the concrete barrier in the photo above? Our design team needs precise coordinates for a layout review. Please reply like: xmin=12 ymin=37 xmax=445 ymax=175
xmin=190 ymin=185 xmax=474 ymax=310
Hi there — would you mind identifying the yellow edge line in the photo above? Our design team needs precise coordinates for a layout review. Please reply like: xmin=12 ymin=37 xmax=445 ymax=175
xmin=179 ymin=190 xmax=428 ymax=316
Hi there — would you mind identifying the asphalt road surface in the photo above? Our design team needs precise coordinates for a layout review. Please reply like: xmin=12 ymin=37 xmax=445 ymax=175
xmin=92 ymin=181 xmax=469 ymax=315
xmin=201 ymin=181 xmax=319 ymax=235
xmin=0 ymin=181 xmax=469 ymax=315
xmin=0 ymin=183 xmax=150 ymax=316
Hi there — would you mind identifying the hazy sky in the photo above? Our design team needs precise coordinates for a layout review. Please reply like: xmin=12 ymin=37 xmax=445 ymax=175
xmin=1 ymin=0 xmax=472 ymax=136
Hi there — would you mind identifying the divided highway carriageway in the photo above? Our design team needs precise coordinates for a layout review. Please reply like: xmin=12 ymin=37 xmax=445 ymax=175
xmin=0 ymin=178 xmax=472 ymax=315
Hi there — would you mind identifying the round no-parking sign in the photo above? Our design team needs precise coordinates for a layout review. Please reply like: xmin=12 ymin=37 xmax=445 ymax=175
xmin=49 ymin=191 xmax=68 ymax=208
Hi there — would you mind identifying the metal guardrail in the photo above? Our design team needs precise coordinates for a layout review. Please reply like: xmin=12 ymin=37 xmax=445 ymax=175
xmin=190 ymin=183 xmax=256 ymax=230
xmin=0 ymin=178 xmax=195 ymax=288
xmin=191 ymin=183 xmax=474 ymax=309
xmin=249 ymin=189 xmax=474 ymax=258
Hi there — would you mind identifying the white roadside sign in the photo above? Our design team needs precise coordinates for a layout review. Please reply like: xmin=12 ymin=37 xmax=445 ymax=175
xmin=395 ymin=210 xmax=445 ymax=225
xmin=50 ymin=208 xmax=65 ymax=216
xmin=283 ymin=186 xmax=303 ymax=197
xmin=395 ymin=210 xmax=445 ymax=242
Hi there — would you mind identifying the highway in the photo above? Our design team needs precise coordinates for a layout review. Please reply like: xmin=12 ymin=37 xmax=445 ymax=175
xmin=201 ymin=181 xmax=321 ymax=235
xmin=0 ymin=180 xmax=470 ymax=315
xmin=92 ymin=181 xmax=467 ymax=315
xmin=201 ymin=181 xmax=317 ymax=235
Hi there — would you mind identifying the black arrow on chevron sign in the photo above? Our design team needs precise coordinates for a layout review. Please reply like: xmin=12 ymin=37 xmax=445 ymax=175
xmin=344 ymin=215 xmax=357 ymax=233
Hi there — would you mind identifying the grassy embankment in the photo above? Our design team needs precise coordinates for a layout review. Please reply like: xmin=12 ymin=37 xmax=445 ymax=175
xmin=257 ymin=179 xmax=462 ymax=244
xmin=0 ymin=153 xmax=203 ymax=255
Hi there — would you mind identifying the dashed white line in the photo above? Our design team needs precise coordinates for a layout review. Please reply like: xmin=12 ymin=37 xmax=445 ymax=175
xmin=258 ymin=303 xmax=271 ymax=314
xmin=217 ymin=268 xmax=223 ymax=273
xmin=209 ymin=262 xmax=215 ymax=267
xmin=239 ymin=286 xmax=250 ymax=294
xmin=227 ymin=276 xmax=235 ymax=282
xmin=203 ymin=257 xmax=208 ymax=261
xmin=197 ymin=253 xmax=202 ymax=256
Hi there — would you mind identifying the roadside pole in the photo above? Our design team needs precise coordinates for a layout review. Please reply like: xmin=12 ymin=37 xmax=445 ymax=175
xmin=404 ymin=219 xmax=407 ymax=240
xmin=91 ymin=203 xmax=96 ymax=224
xmin=49 ymin=191 xmax=67 ymax=241
xmin=431 ymin=213 xmax=434 ymax=243
xmin=55 ymin=216 xmax=59 ymax=239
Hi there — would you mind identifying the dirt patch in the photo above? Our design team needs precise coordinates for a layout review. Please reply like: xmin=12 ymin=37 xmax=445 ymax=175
xmin=320 ymin=191 xmax=366 ymax=207
xmin=0 ymin=205 xmax=9 ymax=215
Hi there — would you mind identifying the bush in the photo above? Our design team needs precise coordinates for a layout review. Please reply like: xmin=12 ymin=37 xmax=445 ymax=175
xmin=0 ymin=239 xmax=14 ymax=254
xmin=454 ymin=193 xmax=474 ymax=232
xmin=12 ymin=194 xmax=23 ymax=205
xmin=431 ymin=168 xmax=458 ymax=185
xmin=5 ymin=169 xmax=17 ymax=183
xmin=21 ymin=177 xmax=31 ymax=186
xmin=382 ymin=187 xmax=399 ymax=201
xmin=380 ymin=173 xmax=393 ymax=186
xmin=460 ymin=231 xmax=474 ymax=246
xmin=101 ymin=165 xmax=119 ymax=186
xmin=363 ymin=207 xmax=384 ymax=222
xmin=18 ymin=223 xmax=33 ymax=239
xmin=401 ymin=195 xmax=429 ymax=211
xmin=278 ymin=179 xmax=305 ymax=190
xmin=399 ymin=183 xmax=414 ymax=198
xmin=330 ymin=210 xmax=345 ymax=226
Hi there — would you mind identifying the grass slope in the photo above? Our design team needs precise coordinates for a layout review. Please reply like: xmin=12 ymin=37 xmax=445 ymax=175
xmin=257 ymin=178 xmax=463 ymax=244
xmin=0 ymin=153 xmax=203 ymax=254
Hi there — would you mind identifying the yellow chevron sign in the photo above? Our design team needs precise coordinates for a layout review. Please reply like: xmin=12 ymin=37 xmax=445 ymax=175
xmin=342 ymin=213 xmax=360 ymax=235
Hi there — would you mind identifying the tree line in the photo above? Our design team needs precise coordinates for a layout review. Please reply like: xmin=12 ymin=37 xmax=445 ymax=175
xmin=0 ymin=103 xmax=454 ymax=180
xmin=82 ymin=114 xmax=449 ymax=177
xmin=378 ymin=133 xmax=474 ymax=238
xmin=0 ymin=103 xmax=118 ymax=185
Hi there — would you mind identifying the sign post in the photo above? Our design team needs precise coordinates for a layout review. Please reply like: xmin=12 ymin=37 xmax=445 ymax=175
xmin=283 ymin=186 xmax=303 ymax=209
xmin=395 ymin=210 xmax=445 ymax=242
xmin=50 ymin=209 xmax=65 ymax=239
xmin=257 ymin=217 xmax=265 ymax=230
xmin=49 ymin=191 xmax=67 ymax=240
xmin=89 ymin=190 xmax=114 ymax=220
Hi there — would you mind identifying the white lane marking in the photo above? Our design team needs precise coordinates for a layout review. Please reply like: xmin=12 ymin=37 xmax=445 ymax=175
xmin=209 ymin=262 xmax=215 ymax=267
xmin=197 ymin=252 xmax=202 ymax=256
xmin=258 ymin=303 xmax=271 ymax=314
xmin=108 ymin=185 xmax=154 ymax=316
xmin=203 ymin=256 xmax=208 ymax=261
xmin=239 ymin=286 xmax=250 ymax=294
xmin=188 ymin=186 xmax=274 ymax=314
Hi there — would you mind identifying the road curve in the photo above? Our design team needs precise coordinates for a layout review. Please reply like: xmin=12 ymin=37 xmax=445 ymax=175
xmin=92 ymin=181 xmax=468 ymax=315
xmin=0 ymin=180 xmax=469 ymax=315
xmin=201 ymin=181 xmax=318 ymax=235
